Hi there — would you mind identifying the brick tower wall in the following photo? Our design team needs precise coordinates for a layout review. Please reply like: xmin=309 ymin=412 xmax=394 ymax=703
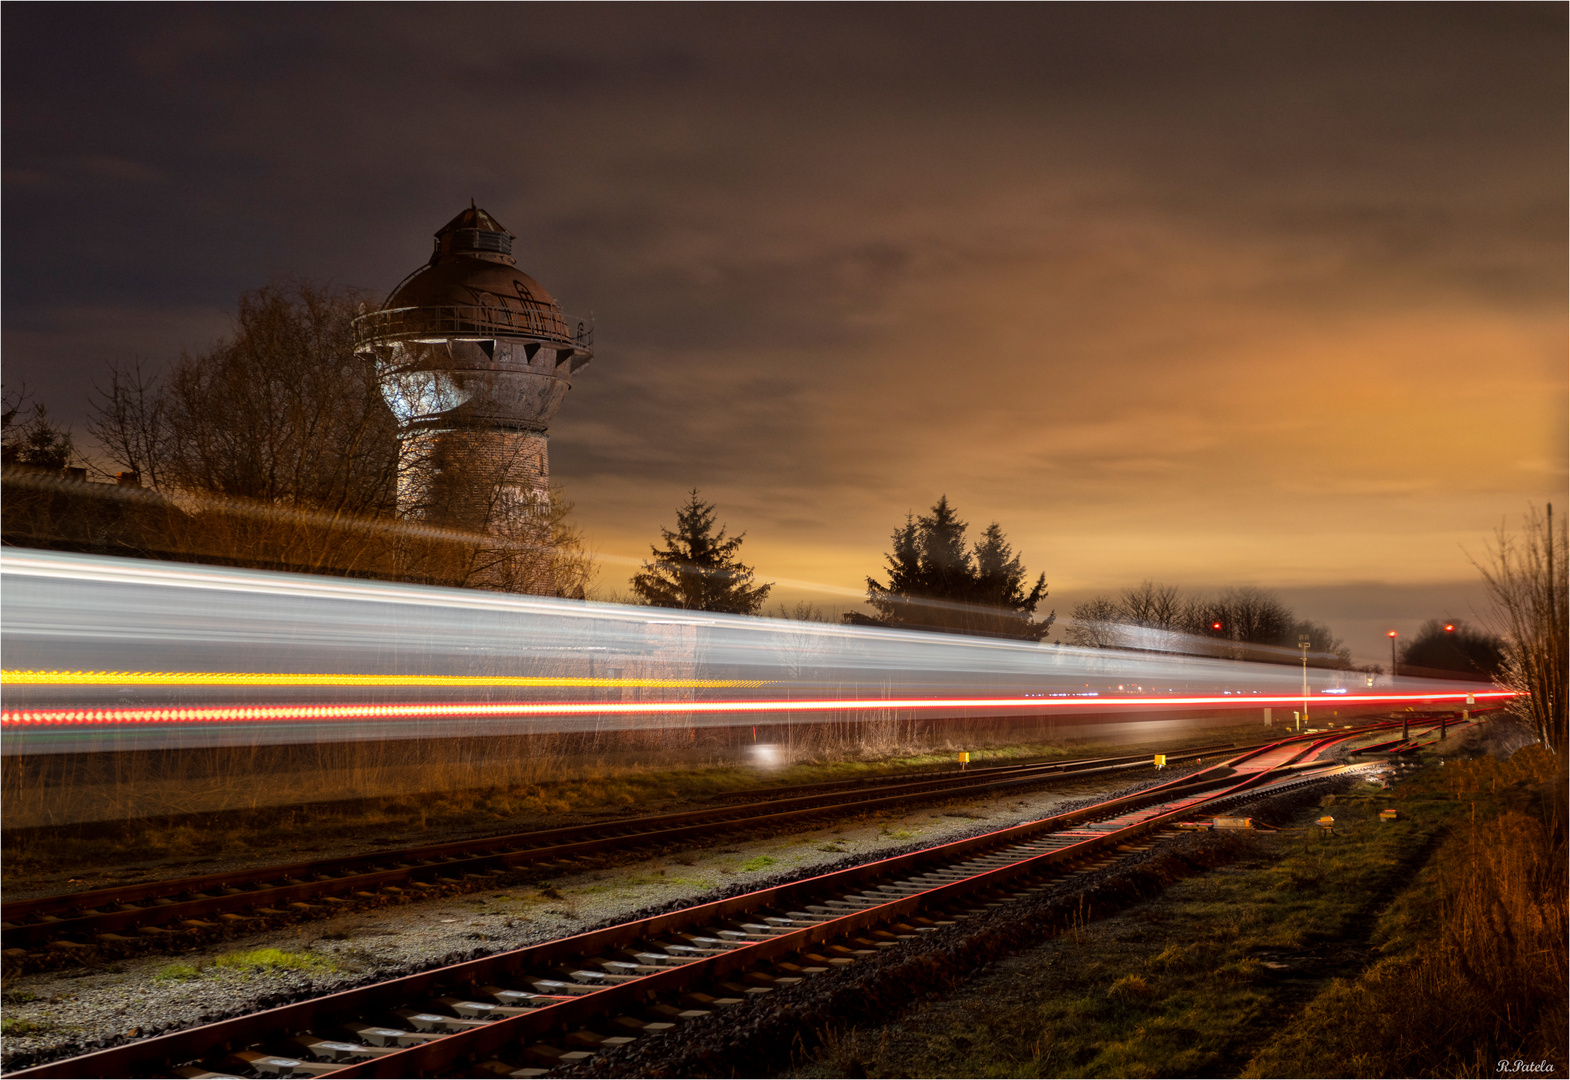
xmin=397 ymin=428 xmax=550 ymax=533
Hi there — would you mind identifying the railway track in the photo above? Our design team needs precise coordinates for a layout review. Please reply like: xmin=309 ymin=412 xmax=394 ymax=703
xmin=8 ymin=718 xmax=1459 ymax=1080
xmin=1 ymin=742 xmax=1243 ymax=966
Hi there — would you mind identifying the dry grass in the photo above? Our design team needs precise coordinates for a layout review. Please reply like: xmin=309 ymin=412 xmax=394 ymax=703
xmin=789 ymin=737 xmax=1566 ymax=1080
xmin=1246 ymin=749 xmax=1568 ymax=1078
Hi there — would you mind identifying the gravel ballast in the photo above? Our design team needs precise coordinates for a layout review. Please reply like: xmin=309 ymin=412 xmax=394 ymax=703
xmin=1 ymin=769 xmax=1180 ymax=1071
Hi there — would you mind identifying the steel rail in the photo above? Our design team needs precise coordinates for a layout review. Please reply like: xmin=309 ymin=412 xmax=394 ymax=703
xmin=6 ymin=723 xmax=1426 ymax=1080
xmin=0 ymin=743 xmax=1242 ymax=954
xmin=704 ymin=741 xmax=1243 ymax=802
xmin=331 ymin=751 xmax=1367 ymax=1079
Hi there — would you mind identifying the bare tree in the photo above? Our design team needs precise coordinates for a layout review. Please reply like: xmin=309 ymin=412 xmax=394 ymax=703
xmin=86 ymin=282 xmax=399 ymax=576
xmin=1119 ymin=580 xmax=1184 ymax=630
xmin=159 ymin=282 xmax=398 ymax=515
xmin=86 ymin=281 xmax=592 ymax=594
xmin=1185 ymin=586 xmax=1296 ymax=658
xmin=768 ymin=602 xmax=830 ymax=685
xmin=1064 ymin=596 xmax=1124 ymax=648
xmin=772 ymin=602 xmax=827 ymax=622
xmin=395 ymin=428 xmax=593 ymax=597
xmin=87 ymin=361 xmax=167 ymax=487
xmin=1474 ymin=504 xmax=1567 ymax=756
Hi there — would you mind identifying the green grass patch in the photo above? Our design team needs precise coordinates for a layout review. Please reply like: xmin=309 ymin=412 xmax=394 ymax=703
xmin=1 ymin=1016 xmax=44 ymax=1037
xmin=211 ymin=948 xmax=336 ymax=974
xmin=153 ymin=961 xmax=203 ymax=981
xmin=739 ymin=855 xmax=777 ymax=872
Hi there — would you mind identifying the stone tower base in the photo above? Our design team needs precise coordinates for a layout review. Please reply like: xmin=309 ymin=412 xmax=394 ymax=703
xmin=397 ymin=428 xmax=550 ymax=533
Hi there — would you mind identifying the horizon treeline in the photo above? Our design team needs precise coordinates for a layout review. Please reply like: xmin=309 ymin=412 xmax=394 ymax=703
xmin=1066 ymin=581 xmax=1367 ymax=672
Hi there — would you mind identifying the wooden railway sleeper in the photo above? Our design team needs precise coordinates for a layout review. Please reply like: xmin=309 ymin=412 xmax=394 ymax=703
xmin=670 ymin=936 xmax=743 ymax=953
xmin=224 ymin=1048 xmax=341 ymax=1076
xmin=283 ymin=1037 xmax=403 ymax=1062
xmin=432 ymin=996 xmax=539 ymax=1019
xmin=781 ymin=910 xmax=835 ymax=924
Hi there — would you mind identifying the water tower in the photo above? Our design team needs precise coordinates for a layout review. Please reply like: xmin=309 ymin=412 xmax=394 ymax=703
xmin=354 ymin=205 xmax=592 ymax=530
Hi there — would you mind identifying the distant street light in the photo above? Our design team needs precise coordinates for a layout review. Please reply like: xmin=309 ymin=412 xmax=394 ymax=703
xmin=1388 ymin=630 xmax=1398 ymax=682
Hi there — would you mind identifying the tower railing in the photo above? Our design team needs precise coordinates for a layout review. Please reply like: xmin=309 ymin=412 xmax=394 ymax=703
xmin=353 ymin=305 xmax=594 ymax=350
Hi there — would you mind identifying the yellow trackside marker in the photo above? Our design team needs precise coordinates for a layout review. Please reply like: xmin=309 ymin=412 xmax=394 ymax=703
xmin=1153 ymin=753 xmax=1167 ymax=770
xmin=1 ymin=670 xmax=766 ymax=690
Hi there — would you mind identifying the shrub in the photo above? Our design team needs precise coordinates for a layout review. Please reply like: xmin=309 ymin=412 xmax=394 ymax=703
xmin=1247 ymin=808 xmax=1568 ymax=1076
xmin=1107 ymin=974 xmax=1155 ymax=1002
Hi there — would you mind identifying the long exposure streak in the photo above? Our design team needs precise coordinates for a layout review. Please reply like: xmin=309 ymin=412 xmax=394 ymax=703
xmin=2 ymin=551 xmax=1512 ymax=753
xmin=1 ymin=671 xmax=766 ymax=689
xmin=0 ymin=691 xmax=1515 ymax=730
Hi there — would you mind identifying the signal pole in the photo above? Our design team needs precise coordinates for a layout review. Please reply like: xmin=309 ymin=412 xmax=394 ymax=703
xmin=1299 ymin=635 xmax=1311 ymax=729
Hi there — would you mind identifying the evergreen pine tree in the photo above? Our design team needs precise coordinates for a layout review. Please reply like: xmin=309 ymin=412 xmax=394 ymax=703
xmin=630 ymin=490 xmax=773 ymax=614
xmin=855 ymin=495 xmax=1054 ymax=640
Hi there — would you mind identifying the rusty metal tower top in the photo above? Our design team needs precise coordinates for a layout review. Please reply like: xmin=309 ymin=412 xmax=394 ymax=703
xmin=354 ymin=205 xmax=592 ymax=436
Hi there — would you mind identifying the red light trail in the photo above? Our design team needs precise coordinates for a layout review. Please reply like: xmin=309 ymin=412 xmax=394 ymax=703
xmin=0 ymin=690 xmax=1515 ymax=730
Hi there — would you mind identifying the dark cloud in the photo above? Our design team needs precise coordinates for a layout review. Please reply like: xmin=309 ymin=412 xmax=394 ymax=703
xmin=4 ymin=5 xmax=1564 ymax=655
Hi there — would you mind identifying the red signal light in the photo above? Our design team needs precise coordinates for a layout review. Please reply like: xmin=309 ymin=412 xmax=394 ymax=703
xmin=1388 ymin=630 xmax=1398 ymax=638
xmin=1444 ymin=624 xmax=1455 ymax=633
xmin=1211 ymin=621 xmax=1223 ymax=631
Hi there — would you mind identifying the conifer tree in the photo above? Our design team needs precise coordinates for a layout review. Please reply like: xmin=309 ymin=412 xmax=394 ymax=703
xmin=854 ymin=495 xmax=1054 ymax=640
xmin=2 ymin=390 xmax=74 ymax=470
xmin=630 ymin=490 xmax=773 ymax=614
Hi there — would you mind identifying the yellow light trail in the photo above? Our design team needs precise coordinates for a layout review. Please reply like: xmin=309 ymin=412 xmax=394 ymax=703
xmin=0 ymin=670 xmax=767 ymax=690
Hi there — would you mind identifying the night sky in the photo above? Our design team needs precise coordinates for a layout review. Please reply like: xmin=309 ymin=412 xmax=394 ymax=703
xmin=4 ymin=5 xmax=1565 ymax=663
